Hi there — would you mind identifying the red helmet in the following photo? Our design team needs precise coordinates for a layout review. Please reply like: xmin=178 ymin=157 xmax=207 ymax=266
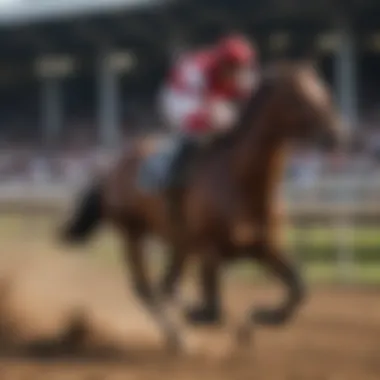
xmin=215 ymin=34 xmax=254 ymax=65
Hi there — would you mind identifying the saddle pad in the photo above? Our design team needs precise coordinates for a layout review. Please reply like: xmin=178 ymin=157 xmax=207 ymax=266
xmin=136 ymin=138 xmax=180 ymax=193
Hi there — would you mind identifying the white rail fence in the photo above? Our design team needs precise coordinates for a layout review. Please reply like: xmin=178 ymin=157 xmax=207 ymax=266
xmin=0 ymin=175 xmax=378 ymax=212
xmin=0 ymin=175 xmax=378 ymax=283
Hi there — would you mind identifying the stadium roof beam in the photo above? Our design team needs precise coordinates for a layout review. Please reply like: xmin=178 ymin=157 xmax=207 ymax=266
xmin=0 ymin=0 xmax=167 ymax=27
xmin=113 ymin=14 xmax=159 ymax=45
xmin=9 ymin=28 xmax=53 ymax=53
xmin=71 ymin=21 xmax=114 ymax=49
xmin=110 ymin=14 xmax=167 ymax=66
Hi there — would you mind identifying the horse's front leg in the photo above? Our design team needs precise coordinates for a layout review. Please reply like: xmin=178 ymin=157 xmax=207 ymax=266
xmin=159 ymin=246 xmax=186 ymax=301
xmin=252 ymin=245 xmax=306 ymax=325
xmin=185 ymin=245 xmax=223 ymax=326
xmin=122 ymin=229 xmax=182 ymax=352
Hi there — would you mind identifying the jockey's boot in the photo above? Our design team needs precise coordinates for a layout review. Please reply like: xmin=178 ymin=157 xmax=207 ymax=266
xmin=167 ymin=137 xmax=198 ymax=225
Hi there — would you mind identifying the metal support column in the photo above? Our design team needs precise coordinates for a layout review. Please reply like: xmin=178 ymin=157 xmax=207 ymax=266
xmin=334 ymin=19 xmax=357 ymax=283
xmin=36 ymin=55 xmax=74 ymax=148
xmin=97 ymin=52 xmax=120 ymax=148
xmin=40 ymin=77 xmax=62 ymax=146
xmin=335 ymin=20 xmax=358 ymax=130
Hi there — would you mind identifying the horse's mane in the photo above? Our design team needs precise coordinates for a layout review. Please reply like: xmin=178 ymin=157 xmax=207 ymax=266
xmin=209 ymin=61 xmax=311 ymax=154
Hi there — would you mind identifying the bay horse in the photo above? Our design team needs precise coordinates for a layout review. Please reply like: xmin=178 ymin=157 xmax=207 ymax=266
xmin=61 ymin=61 xmax=345 ymax=350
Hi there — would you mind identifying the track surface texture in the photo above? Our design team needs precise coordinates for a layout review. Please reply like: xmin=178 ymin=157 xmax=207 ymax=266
xmin=0 ymin=249 xmax=378 ymax=380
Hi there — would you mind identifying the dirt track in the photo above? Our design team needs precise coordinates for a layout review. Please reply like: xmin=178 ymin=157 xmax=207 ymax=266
xmin=0 ymin=249 xmax=378 ymax=380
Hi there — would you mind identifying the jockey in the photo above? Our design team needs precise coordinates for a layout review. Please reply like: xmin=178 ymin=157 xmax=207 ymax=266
xmin=158 ymin=33 xmax=258 ymax=217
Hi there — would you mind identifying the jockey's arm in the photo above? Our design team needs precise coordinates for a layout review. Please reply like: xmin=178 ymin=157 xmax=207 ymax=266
xmin=207 ymin=96 xmax=237 ymax=131
xmin=180 ymin=63 xmax=256 ymax=135
xmin=234 ymin=65 xmax=259 ymax=99
xmin=181 ymin=94 xmax=238 ymax=135
xmin=206 ymin=65 xmax=259 ymax=131
xmin=180 ymin=59 xmax=206 ymax=93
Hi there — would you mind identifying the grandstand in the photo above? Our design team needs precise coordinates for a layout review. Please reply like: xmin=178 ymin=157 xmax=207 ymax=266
xmin=0 ymin=0 xmax=379 ymax=148
xmin=0 ymin=0 xmax=379 ymax=189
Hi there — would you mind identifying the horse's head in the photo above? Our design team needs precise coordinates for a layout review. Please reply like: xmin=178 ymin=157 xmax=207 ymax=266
xmin=267 ymin=61 xmax=347 ymax=150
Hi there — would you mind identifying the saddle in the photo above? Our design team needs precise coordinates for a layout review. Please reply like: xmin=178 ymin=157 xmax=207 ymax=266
xmin=136 ymin=137 xmax=198 ymax=194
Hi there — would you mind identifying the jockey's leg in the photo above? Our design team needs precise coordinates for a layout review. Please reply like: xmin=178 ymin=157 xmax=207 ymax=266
xmin=167 ymin=135 xmax=198 ymax=189
xmin=158 ymin=87 xmax=203 ymax=225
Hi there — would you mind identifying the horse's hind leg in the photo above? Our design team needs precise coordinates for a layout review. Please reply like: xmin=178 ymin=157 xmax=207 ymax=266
xmin=122 ymin=228 xmax=182 ymax=351
xmin=251 ymin=248 xmax=306 ymax=325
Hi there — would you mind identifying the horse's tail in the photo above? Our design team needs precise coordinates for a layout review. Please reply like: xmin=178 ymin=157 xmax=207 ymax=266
xmin=61 ymin=181 xmax=104 ymax=244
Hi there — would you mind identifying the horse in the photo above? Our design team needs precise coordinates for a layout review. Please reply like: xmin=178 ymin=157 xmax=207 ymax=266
xmin=60 ymin=60 xmax=345 ymax=351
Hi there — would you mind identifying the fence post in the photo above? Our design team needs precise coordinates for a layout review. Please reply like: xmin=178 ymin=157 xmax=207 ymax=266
xmin=333 ymin=18 xmax=357 ymax=283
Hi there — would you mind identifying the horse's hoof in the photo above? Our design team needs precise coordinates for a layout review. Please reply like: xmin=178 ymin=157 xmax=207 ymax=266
xmin=165 ymin=333 xmax=184 ymax=356
xmin=252 ymin=308 xmax=288 ymax=326
xmin=59 ymin=228 xmax=85 ymax=245
xmin=235 ymin=323 xmax=253 ymax=347
xmin=184 ymin=306 xmax=222 ymax=326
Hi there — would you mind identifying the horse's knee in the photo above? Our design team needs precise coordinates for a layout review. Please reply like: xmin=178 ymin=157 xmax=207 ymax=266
xmin=288 ymin=267 xmax=306 ymax=304
xmin=133 ymin=282 xmax=154 ymax=303
xmin=160 ymin=278 xmax=177 ymax=299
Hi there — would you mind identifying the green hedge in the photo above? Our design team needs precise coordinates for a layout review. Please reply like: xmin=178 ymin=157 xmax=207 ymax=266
xmin=288 ymin=226 xmax=380 ymax=262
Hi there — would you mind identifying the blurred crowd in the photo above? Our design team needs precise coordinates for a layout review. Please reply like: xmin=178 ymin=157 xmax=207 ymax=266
xmin=0 ymin=119 xmax=380 ymax=186
xmin=0 ymin=86 xmax=378 ymax=185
